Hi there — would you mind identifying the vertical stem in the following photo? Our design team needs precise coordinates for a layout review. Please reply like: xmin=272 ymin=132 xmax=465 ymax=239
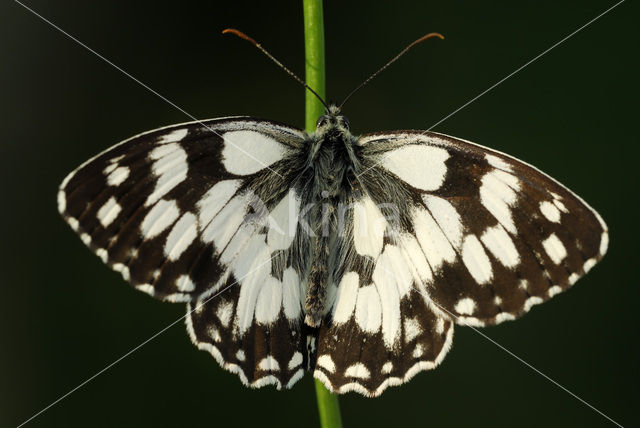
xmin=303 ymin=2 xmax=343 ymax=428
xmin=314 ymin=379 xmax=343 ymax=428
xmin=303 ymin=0 xmax=326 ymax=131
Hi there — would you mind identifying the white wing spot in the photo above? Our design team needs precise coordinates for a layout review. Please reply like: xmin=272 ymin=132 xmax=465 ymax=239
xmin=97 ymin=197 xmax=122 ymax=227
xmin=236 ymin=349 xmax=246 ymax=361
xmin=113 ymin=263 xmax=130 ymax=281
xmin=413 ymin=206 xmax=456 ymax=272
xmin=495 ymin=312 xmax=515 ymax=323
xmin=423 ymin=195 xmax=464 ymax=248
xmin=103 ymin=163 xmax=117 ymax=175
xmin=222 ymin=130 xmax=285 ymax=175
xmin=568 ymin=273 xmax=579 ymax=285
xmin=141 ymin=199 xmax=180 ymax=239
xmin=317 ymin=355 xmax=336 ymax=373
xmin=216 ymin=301 xmax=234 ymax=327
xmin=267 ymin=188 xmax=301 ymax=250
xmin=80 ymin=233 xmax=91 ymax=246
xmin=600 ymin=231 xmax=609 ymax=256
xmin=157 ymin=128 xmax=188 ymax=144
xmin=485 ymin=153 xmax=513 ymax=171
xmin=68 ymin=217 xmax=80 ymax=231
xmin=354 ymin=284 xmax=382 ymax=333
xmin=539 ymin=201 xmax=561 ymax=223
xmin=57 ymin=190 xmax=66 ymax=213
xmin=553 ymin=199 xmax=568 ymax=213
xmin=480 ymin=225 xmax=520 ymax=268
xmin=207 ymin=326 xmax=221 ymax=342
xmin=197 ymin=179 xmax=242 ymax=229
xmin=398 ymin=234 xmax=433 ymax=285
xmin=176 ymin=274 xmax=195 ymax=292
xmin=435 ymin=318 xmax=445 ymax=334
xmin=519 ymin=279 xmax=529 ymax=290
xmin=282 ymin=268 xmax=302 ymax=321
xmin=164 ymin=212 xmax=198 ymax=260
xmin=288 ymin=352 xmax=303 ymax=370
xmin=146 ymin=143 xmax=188 ymax=206
xmin=412 ymin=343 xmax=424 ymax=358
xmin=454 ymin=297 xmax=477 ymax=315
xmin=583 ymin=258 xmax=597 ymax=273
xmin=234 ymin=235 xmax=272 ymax=335
xmin=353 ymin=197 xmax=386 ymax=258
xmin=202 ymin=193 xmax=251 ymax=250
xmin=254 ymin=276 xmax=283 ymax=325
xmin=258 ymin=356 xmax=280 ymax=372
xmin=548 ymin=286 xmax=562 ymax=297
xmin=542 ymin=233 xmax=567 ymax=264
xmin=106 ymin=166 xmax=130 ymax=186
xmin=524 ymin=296 xmax=543 ymax=312
xmin=345 ymin=363 xmax=370 ymax=380
xmin=381 ymin=362 xmax=393 ymax=374
xmin=381 ymin=145 xmax=450 ymax=191
xmin=403 ymin=317 xmax=422 ymax=343
xmin=372 ymin=246 xmax=411 ymax=348
xmin=462 ymin=234 xmax=493 ymax=284
xmin=479 ymin=170 xmax=520 ymax=233
xmin=332 ymin=272 xmax=360 ymax=324
xmin=95 ymin=248 xmax=108 ymax=263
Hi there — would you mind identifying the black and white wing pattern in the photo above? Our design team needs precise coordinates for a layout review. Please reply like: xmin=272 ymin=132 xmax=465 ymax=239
xmin=313 ymin=130 xmax=607 ymax=396
xmin=58 ymin=118 xmax=311 ymax=389
xmin=60 ymin=116 xmax=607 ymax=397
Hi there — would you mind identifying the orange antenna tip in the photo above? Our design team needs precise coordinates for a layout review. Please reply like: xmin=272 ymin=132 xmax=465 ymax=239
xmin=222 ymin=28 xmax=258 ymax=45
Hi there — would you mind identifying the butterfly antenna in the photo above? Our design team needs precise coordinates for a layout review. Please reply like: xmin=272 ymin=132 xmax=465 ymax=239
xmin=222 ymin=28 xmax=330 ymax=111
xmin=338 ymin=32 xmax=444 ymax=110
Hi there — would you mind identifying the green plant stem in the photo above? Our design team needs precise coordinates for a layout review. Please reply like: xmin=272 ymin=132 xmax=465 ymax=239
xmin=303 ymin=0 xmax=326 ymax=131
xmin=314 ymin=379 xmax=343 ymax=428
xmin=303 ymin=1 xmax=343 ymax=428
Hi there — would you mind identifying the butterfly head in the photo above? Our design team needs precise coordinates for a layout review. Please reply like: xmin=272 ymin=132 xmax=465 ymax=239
xmin=315 ymin=105 xmax=350 ymax=137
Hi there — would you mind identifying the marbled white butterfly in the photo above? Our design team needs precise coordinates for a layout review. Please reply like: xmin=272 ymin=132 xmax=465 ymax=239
xmin=58 ymin=31 xmax=608 ymax=397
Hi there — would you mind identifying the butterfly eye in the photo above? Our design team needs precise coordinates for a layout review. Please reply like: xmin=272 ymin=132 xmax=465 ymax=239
xmin=316 ymin=116 xmax=329 ymax=128
xmin=339 ymin=116 xmax=350 ymax=130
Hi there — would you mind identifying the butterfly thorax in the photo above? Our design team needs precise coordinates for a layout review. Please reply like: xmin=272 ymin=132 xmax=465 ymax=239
xmin=307 ymin=108 xmax=359 ymax=196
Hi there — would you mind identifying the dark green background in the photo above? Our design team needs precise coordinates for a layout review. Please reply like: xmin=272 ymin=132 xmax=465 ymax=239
xmin=1 ymin=1 xmax=637 ymax=427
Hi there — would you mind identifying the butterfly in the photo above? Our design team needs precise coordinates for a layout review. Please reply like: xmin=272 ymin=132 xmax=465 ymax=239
xmin=58 ymin=103 xmax=608 ymax=396
xmin=58 ymin=31 xmax=608 ymax=396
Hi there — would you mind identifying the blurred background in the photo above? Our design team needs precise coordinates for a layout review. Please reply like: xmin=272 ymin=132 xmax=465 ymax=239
xmin=1 ymin=1 xmax=637 ymax=426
